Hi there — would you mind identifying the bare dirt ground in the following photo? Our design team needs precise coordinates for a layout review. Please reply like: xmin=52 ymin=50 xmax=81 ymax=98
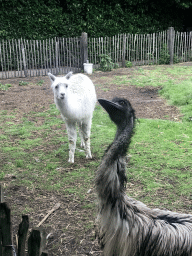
xmin=0 ymin=66 xmax=182 ymax=255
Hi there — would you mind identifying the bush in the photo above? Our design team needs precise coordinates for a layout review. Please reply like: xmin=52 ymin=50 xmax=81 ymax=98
xmin=159 ymin=44 xmax=179 ymax=64
xmin=99 ymin=54 xmax=114 ymax=71
xmin=125 ymin=61 xmax=133 ymax=68
xmin=159 ymin=44 xmax=170 ymax=64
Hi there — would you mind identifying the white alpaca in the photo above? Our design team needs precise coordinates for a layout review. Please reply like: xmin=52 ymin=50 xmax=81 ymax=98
xmin=48 ymin=72 xmax=97 ymax=163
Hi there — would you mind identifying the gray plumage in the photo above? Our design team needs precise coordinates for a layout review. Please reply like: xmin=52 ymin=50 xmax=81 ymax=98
xmin=95 ymin=97 xmax=192 ymax=256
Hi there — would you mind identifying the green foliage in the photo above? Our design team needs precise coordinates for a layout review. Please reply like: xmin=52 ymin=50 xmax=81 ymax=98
xmin=159 ymin=44 xmax=171 ymax=64
xmin=125 ymin=61 xmax=133 ymax=68
xmin=113 ymin=63 xmax=119 ymax=69
xmin=0 ymin=0 xmax=190 ymax=39
xmin=99 ymin=54 xmax=114 ymax=71
xmin=19 ymin=81 xmax=29 ymax=86
xmin=0 ymin=83 xmax=12 ymax=90
xmin=159 ymin=44 xmax=179 ymax=65
xmin=36 ymin=80 xmax=44 ymax=86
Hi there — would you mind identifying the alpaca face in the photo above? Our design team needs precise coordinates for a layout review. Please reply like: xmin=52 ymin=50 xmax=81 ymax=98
xmin=53 ymin=82 xmax=69 ymax=100
xmin=48 ymin=72 xmax=72 ymax=101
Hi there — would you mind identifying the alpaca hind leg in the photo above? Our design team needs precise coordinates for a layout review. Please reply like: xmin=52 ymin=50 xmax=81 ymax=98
xmin=81 ymin=120 xmax=92 ymax=159
xmin=66 ymin=121 xmax=77 ymax=163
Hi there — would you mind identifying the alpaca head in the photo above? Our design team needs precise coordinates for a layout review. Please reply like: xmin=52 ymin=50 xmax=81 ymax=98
xmin=98 ymin=97 xmax=135 ymax=127
xmin=48 ymin=72 xmax=73 ymax=100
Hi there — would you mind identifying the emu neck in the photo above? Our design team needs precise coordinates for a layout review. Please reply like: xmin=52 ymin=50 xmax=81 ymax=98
xmin=96 ymin=114 xmax=134 ymax=205
xmin=112 ymin=117 xmax=134 ymax=159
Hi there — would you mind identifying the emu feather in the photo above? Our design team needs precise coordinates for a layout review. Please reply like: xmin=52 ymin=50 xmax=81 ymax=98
xmin=96 ymin=97 xmax=192 ymax=256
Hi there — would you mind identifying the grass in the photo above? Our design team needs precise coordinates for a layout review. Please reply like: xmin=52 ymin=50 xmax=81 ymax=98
xmin=128 ymin=118 xmax=192 ymax=208
xmin=0 ymin=64 xmax=192 ymax=244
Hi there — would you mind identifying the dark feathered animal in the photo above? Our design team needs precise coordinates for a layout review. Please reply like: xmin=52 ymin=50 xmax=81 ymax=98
xmin=95 ymin=97 xmax=192 ymax=256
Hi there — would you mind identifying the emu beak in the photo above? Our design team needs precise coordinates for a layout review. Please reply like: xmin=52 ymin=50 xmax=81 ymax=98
xmin=98 ymin=98 xmax=123 ymax=115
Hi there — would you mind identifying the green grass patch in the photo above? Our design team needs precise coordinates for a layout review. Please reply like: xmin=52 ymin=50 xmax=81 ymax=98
xmin=112 ymin=65 xmax=192 ymax=122
xmin=159 ymin=78 xmax=192 ymax=122
xmin=0 ymin=83 xmax=12 ymax=90
xmin=0 ymin=64 xmax=192 ymax=214
xmin=128 ymin=119 xmax=192 ymax=205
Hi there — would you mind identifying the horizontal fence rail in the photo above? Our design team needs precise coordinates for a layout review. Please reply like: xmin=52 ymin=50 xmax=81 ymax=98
xmin=0 ymin=28 xmax=192 ymax=79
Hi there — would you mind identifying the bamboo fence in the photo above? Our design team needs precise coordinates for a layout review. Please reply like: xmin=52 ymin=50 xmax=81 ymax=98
xmin=0 ymin=28 xmax=192 ymax=79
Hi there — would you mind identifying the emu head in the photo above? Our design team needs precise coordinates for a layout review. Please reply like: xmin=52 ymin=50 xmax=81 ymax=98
xmin=48 ymin=72 xmax=73 ymax=100
xmin=98 ymin=97 xmax=135 ymax=127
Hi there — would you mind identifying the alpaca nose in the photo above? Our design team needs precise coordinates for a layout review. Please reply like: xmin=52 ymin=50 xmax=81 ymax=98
xmin=60 ymin=93 xmax=65 ymax=99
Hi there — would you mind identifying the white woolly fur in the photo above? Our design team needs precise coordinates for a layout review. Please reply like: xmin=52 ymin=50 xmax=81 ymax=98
xmin=48 ymin=72 xmax=97 ymax=163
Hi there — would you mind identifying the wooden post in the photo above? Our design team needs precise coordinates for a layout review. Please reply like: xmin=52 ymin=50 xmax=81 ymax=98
xmin=80 ymin=32 xmax=88 ymax=69
xmin=0 ymin=202 xmax=13 ymax=256
xmin=168 ymin=27 xmax=175 ymax=65
xmin=28 ymin=228 xmax=47 ymax=256
xmin=122 ymin=34 xmax=126 ymax=67
xmin=55 ymin=39 xmax=59 ymax=75
xmin=21 ymin=42 xmax=27 ymax=77
xmin=0 ymin=185 xmax=4 ymax=203
xmin=18 ymin=215 xmax=29 ymax=256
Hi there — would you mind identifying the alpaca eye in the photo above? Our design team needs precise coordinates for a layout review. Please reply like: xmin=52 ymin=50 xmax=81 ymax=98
xmin=55 ymin=85 xmax=58 ymax=89
xmin=65 ymin=84 xmax=68 ymax=88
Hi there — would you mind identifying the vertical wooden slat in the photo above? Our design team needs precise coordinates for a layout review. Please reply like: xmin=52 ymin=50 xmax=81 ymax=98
xmin=2 ymin=40 xmax=7 ymax=78
xmin=18 ymin=39 xmax=23 ymax=77
xmin=62 ymin=38 xmax=65 ymax=73
xmin=5 ymin=40 xmax=9 ymax=78
xmin=18 ymin=215 xmax=29 ymax=256
xmin=21 ymin=39 xmax=27 ymax=77
xmin=0 ymin=41 xmax=4 ymax=78
xmin=55 ymin=38 xmax=59 ymax=74
xmin=46 ymin=39 xmax=49 ymax=73
xmin=8 ymin=40 xmax=12 ymax=78
xmin=189 ymin=32 xmax=192 ymax=61
xmin=39 ymin=39 xmax=42 ymax=75
xmin=42 ymin=40 xmax=46 ymax=75
xmin=0 ymin=203 xmax=13 ymax=256
xmin=30 ymin=40 xmax=34 ymax=76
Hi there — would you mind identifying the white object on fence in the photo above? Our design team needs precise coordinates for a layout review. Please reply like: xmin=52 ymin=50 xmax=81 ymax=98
xmin=83 ymin=62 xmax=93 ymax=74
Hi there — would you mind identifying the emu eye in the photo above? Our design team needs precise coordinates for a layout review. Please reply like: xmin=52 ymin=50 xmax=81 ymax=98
xmin=120 ymin=100 xmax=126 ymax=106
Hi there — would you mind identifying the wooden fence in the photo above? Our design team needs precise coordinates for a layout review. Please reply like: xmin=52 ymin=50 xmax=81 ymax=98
xmin=0 ymin=185 xmax=49 ymax=256
xmin=0 ymin=27 xmax=192 ymax=79
xmin=88 ymin=27 xmax=192 ymax=66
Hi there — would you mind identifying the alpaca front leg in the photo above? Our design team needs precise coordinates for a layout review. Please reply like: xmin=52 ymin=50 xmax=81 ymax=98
xmin=68 ymin=140 xmax=76 ymax=163
xmin=66 ymin=121 xmax=77 ymax=163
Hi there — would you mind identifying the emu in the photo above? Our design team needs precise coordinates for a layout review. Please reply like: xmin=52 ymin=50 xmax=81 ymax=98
xmin=48 ymin=72 xmax=96 ymax=163
xmin=95 ymin=97 xmax=192 ymax=256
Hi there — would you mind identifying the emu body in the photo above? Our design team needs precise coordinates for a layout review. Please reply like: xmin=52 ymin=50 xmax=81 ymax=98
xmin=96 ymin=97 xmax=192 ymax=256
xmin=48 ymin=72 xmax=96 ymax=163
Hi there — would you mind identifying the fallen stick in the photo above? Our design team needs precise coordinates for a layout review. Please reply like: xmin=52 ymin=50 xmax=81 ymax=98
xmin=37 ymin=203 xmax=61 ymax=227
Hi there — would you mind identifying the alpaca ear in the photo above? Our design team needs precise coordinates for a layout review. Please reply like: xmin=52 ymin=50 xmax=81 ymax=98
xmin=65 ymin=71 xmax=73 ymax=80
xmin=48 ymin=73 xmax=55 ymax=82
